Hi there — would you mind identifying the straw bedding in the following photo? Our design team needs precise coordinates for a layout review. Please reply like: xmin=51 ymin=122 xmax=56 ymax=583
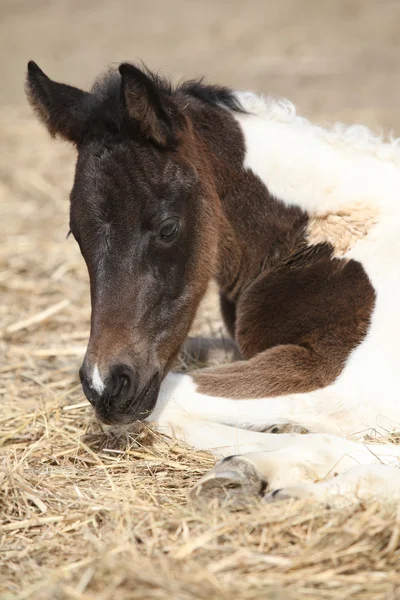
xmin=2 ymin=108 xmax=400 ymax=600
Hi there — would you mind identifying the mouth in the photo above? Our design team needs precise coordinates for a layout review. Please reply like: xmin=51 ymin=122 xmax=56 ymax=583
xmin=93 ymin=372 xmax=161 ymax=425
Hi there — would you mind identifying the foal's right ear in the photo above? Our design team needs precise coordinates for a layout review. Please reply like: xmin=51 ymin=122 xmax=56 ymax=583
xmin=119 ymin=63 xmax=177 ymax=147
xmin=25 ymin=61 xmax=90 ymax=144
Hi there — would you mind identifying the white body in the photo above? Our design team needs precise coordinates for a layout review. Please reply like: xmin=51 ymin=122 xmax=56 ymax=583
xmin=147 ymin=93 xmax=400 ymax=504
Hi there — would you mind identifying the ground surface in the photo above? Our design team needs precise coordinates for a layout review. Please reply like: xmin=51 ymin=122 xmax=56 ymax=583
xmin=2 ymin=1 xmax=400 ymax=598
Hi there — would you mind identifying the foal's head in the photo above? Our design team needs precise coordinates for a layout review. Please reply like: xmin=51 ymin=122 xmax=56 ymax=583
xmin=26 ymin=61 xmax=223 ymax=424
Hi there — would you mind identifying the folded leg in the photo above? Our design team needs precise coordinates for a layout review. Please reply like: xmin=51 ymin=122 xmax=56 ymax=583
xmin=191 ymin=433 xmax=400 ymax=504
xmin=150 ymin=371 xmax=360 ymax=438
xmin=267 ymin=464 xmax=400 ymax=507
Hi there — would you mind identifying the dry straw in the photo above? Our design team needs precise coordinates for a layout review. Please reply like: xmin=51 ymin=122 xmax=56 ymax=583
xmin=2 ymin=108 xmax=400 ymax=600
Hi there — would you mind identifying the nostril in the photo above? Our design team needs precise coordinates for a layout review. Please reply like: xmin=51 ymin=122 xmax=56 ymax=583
xmin=109 ymin=365 xmax=135 ymax=401
xmin=111 ymin=374 xmax=129 ymax=399
xmin=79 ymin=363 xmax=136 ymax=412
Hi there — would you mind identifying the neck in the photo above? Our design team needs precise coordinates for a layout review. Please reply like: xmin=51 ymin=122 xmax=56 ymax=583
xmin=188 ymin=98 xmax=307 ymax=302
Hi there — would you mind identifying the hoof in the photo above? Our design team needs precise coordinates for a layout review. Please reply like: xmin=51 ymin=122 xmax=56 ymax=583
xmin=189 ymin=456 xmax=267 ymax=505
xmin=262 ymin=424 xmax=308 ymax=434
xmin=264 ymin=484 xmax=310 ymax=503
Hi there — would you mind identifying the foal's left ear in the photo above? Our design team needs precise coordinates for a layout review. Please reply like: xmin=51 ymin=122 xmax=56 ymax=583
xmin=25 ymin=61 xmax=90 ymax=144
xmin=119 ymin=63 xmax=178 ymax=147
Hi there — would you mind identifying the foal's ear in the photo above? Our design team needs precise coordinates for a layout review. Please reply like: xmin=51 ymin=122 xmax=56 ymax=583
xmin=25 ymin=61 xmax=89 ymax=144
xmin=119 ymin=63 xmax=177 ymax=147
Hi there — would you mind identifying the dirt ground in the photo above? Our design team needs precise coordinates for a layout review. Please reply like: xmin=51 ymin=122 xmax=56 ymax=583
xmin=2 ymin=1 xmax=400 ymax=598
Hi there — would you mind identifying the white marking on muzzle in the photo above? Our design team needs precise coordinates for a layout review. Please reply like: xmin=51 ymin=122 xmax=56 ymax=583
xmin=92 ymin=364 xmax=105 ymax=395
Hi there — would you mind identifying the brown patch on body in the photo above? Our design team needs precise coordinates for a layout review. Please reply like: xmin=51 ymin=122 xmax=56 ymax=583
xmin=175 ymin=100 xmax=377 ymax=400
xmin=307 ymin=204 xmax=379 ymax=257
xmin=190 ymin=119 xmax=376 ymax=401
xmin=194 ymin=246 xmax=375 ymax=399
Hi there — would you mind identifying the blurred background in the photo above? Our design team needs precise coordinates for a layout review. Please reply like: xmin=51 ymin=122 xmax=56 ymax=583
xmin=2 ymin=0 xmax=400 ymax=123
xmin=2 ymin=0 xmax=400 ymax=349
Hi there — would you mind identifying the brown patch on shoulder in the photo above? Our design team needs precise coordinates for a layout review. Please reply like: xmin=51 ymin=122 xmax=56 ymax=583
xmin=307 ymin=204 xmax=379 ymax=257
xmin=193 ymin=252 xmax=375 ymax=399
xmin=192 ymin=344 xmax=330 ymax=399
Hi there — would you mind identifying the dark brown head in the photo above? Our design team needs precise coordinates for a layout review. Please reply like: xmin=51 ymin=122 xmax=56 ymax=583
xmin=25 ymin=61 xmax=228 ymax=424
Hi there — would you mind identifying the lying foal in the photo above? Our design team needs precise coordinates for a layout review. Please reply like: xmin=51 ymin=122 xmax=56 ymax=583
xmin=26 ymin=61 xmax=400 ymax=506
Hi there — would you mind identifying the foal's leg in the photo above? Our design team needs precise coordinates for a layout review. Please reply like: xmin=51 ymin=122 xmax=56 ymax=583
xmin=149 ymin=366 xmax=400 ymax=504
xmin=191 ymin=434 xmax=400 ymax=504
xmin=151 ymin=413 xmax=302 ymax=457
xmin=267 ymin=464 xmax=400 ymax=506
xmin=150 ymin=365 xmax=357 ymax=438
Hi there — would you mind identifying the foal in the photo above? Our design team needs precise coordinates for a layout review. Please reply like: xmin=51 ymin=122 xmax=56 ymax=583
xmin=26 ymin=61 xmax=400 ymax=506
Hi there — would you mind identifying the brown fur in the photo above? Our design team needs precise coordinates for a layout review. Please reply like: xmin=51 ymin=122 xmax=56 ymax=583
xmin=188 ymin=99 xmax=375 ymax=398
xmin=194 ymin=253 xmax=374 ymax=398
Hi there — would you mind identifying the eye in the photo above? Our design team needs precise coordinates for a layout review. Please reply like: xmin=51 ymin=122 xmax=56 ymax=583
xmin=158 ymin=217 xmax=180 ymax=242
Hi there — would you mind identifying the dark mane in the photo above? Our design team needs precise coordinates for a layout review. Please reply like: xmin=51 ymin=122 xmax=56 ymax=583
xmin=179 ymin=79 xmax=246 ymax=113
xmin=85 ymin=65 xmax=246 ymax=134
